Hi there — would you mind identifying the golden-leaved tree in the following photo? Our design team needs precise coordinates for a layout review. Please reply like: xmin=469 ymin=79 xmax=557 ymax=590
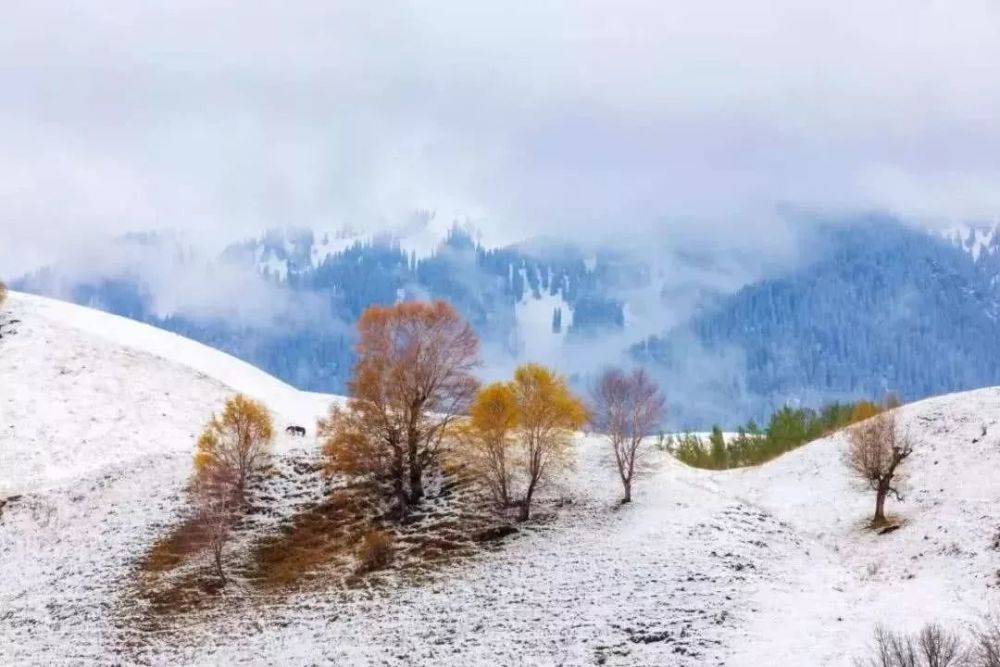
xmin=195 ymin=393 xmax=274 ymax=497
xmin=510 ymin=363 xmax=587 ymax=521
xmin=459 ymin=381 xmax=520 ymax=508
xmin=319 ymin=300 xmax=479 ymax=514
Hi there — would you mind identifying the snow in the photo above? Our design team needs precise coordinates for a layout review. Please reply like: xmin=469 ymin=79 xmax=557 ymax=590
xmin=512 ymin=268 xmax=573 ymax=362
xmin=258 ymin=254 xmax=289 ymax=282
xmin=3 ymin=291 xmax=1000 ymax=665
xmin=943 ymin=221 xmax=1000 ymax=262
xmin=310 ymin=229 xmax=363 ymax=266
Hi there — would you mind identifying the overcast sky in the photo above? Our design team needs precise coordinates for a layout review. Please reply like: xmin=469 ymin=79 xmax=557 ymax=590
xmin=3 ymin=0 xmax=1000 ymax=275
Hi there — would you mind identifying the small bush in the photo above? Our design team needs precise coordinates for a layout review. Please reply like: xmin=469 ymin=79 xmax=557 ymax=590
xmin=357 ymin=529 xmax=394 ymax=573
xmin=855 ymin=623 xmax=966 ymax=667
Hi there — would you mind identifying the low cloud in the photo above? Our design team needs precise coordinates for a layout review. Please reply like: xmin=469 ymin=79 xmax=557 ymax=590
xmin=4 ymin=1 xmax=1000 ymax=277
xmin=15 ymin=232 xmax=348 ymax=333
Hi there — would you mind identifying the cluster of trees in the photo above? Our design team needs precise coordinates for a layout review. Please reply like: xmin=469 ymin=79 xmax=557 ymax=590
xmin=669 ymin=397 xmax=893 ymax=469
xmin=315 ymin=299 xmax=596 ymax=523
xmin=182 ymin=299 xmax=666 ymax=584
xmin=319 ymin=300 xmax=665 ymax=524
xmin=458 ymin=363 xmax=588 ymax=520
xmin=180 ymin=297 xmax=916 ymax=585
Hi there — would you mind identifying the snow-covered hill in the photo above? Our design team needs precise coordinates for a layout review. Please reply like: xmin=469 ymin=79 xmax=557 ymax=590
xmin=2 ymin=292 xmax=1000 ymax=665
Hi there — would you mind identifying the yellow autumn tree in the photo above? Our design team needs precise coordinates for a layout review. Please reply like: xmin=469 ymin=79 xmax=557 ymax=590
xmin=195 ymin=394 xmax=274 ymax=496
xmin=511 ymin=363 xmax=588 ymax=521
xmin=460 ymin=381 xmax=520 ymax=508
xmin=0 ymin=280 xmax=7 ymax=309
xmin=850 ymin=400 xmax=881 ymax=425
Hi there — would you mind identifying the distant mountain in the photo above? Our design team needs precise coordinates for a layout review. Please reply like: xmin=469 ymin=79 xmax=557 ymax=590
xmin=638 ymin=218 xmax=1000 ymax=426
xmin=14 ymin=225 xmax=644 ymax=395
xmin=21 ymin=216 xmax=1000 ymax=427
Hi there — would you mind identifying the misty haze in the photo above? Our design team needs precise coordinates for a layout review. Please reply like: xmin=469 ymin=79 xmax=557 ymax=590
xmin=4 ymin=2 xmax=1000 ymax=666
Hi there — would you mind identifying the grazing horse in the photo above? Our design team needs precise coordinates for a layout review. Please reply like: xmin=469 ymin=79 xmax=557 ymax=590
xmin=285 ymin=425 xmax=306 ymax=437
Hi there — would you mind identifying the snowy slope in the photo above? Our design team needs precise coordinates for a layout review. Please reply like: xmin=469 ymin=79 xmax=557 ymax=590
xmin=0 ymin=292 xmax=339 ymax=662
xmin=722 ymin=389 xmax=1000 ymax=665
xmin=0 ymin=292 xmax=310 ymax=494
xmin=943 ymin=221 xmax=1000 ymax=262
xmin=3 ymin=292 xmax=1000 ymax=665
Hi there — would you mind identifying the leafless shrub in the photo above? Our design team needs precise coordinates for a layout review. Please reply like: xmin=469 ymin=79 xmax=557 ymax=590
xmin=971 ymin=617 xmax=1000 ymax=667
xmin=856 ymin=623 xmax=967 ymax=667
xmin=920 ymin=624 xmax=969 ymax=667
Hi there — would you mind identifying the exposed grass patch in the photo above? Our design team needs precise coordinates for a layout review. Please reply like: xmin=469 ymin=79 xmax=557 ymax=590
xmin=141 ymin=514 xmax=212 ymax=573
xmin=122 ymin=453 xmax=520 ymax=636
xmin=247 ymin=484 xmax=377 ymax=588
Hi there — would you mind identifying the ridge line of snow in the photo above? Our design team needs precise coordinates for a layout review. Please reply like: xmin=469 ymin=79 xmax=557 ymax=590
xmin=6 ymin=291 xmax=333 ymax=419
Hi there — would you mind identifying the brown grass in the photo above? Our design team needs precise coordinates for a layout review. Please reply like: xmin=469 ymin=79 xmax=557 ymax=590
xmin=247 ymin=486 xmax=376 ymax=588
xmin=124 ymin=459 xmax=521 ymax=633
xmin=356 ymin=529 xmax=394 ymax=573
xmin=141 ymin=515 xmax=212 ymax=574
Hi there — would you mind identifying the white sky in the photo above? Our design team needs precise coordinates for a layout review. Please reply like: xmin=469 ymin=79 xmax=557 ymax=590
xmin=3 ymin=0 xmax=1000 ymax=275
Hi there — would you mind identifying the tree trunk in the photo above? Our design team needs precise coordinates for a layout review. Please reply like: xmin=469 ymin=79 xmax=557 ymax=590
xmin=873 ymin=483 xmax=887 ymax=527
xmin=408 ymin=459 xmax=423 ymax=505
xmin=392 ymin=446 xmax=408 ymax=516
xmin=407 ymin=430 xmax=424 ymax=505
xmin=214 ymin=547 xmax=226 ymax=584
xmin=519 ymin=484 xmax=535 ymax=522
xmin=622 ymin=479 xmax=632 ymax=504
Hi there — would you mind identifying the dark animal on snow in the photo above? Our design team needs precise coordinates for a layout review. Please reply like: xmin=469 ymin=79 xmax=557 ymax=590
xmin=285 ymin=425 xmax=306 ymax=437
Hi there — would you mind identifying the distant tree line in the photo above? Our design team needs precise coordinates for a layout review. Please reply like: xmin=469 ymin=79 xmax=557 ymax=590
xmin=667 ymin=396 xmax=896 ymax=470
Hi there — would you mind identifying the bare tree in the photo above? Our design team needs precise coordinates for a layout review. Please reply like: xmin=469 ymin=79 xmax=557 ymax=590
xmin=847 ymin=410 xmax=913 ymax=528
xmin=320 ymin=301 xmax=480 ymax=514
xmin=972 ymin=617 xmax=1000 ymax=667
xmin=193 ymin=467 xmax=238 ymax=585
xmin=856 ymin=624 xmax=967 ymax=667
xmin=590 ymin=367 xmax=665 ymax=503
xmin=921 ymin=624 xmax=969 ymax=667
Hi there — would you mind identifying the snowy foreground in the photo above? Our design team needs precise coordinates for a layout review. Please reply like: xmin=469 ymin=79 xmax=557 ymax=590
xmin=2 ymin=292 xmax=1000 ymax=665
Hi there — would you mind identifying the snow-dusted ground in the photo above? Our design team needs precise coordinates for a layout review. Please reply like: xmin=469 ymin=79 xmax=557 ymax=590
xmin=2 ymin=291 xmax=1000 ymax=665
